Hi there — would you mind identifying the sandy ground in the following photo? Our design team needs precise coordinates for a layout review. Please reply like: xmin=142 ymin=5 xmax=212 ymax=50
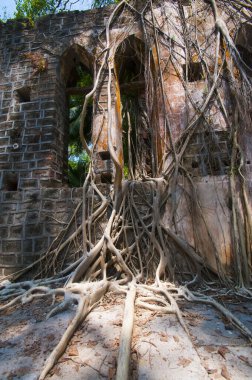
xmin=0 ymin=291 xmax=252 ymax=380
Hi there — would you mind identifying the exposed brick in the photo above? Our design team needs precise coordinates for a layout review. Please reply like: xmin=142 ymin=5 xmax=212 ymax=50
xmin=44 ymin=222 xmax=61 ymax=235
xmin=42 ymin=200 xmax=56 ymax=210
xmin=1 ymin=203 xmax=17 ymax=212
xmin=13 ymin=212 xmax=26 ymax=223
xmin=0 ymin=137 xmax=10 ymax=146
xmin=34 ymin=237 xmax=48 ymax=252
xmin=22 ymin=239 xmax=34 ymax=253
xmin=25 ymin=223 xmax=43 ymax=237
xmin=9 ymin=225 xmax=23 ymax=238
xmin=2 ymin=240 xmax=21 ymax=253
xmin=19 ymin=178 xmax=39 ymax=188
xmin=26 ymin=211 xmax=39 ymax=222
xmin=3 ymin=191 xmax=22 ymax=201
xmin=42 ymin=188 xmax=60 ymax=199
xmin=2 ymin=266 xmax=23 ymax=274
xmin=0 ymin=227 xmax=8 ymax=238
xmin=0 ymin=4 xmax=250 ymax=282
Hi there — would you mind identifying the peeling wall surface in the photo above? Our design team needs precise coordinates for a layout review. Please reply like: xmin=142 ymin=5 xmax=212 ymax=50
xmin=0 ymin=1 xmax=251 ymax=277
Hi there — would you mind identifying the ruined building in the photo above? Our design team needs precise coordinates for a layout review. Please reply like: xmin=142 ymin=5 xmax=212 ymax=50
xmin=0 ymin=1 xmax=251 ymax=279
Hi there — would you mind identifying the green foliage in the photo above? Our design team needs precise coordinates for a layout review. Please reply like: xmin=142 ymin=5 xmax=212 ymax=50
xmin=92 ymin=0 xmax=118 ymax=8
xmin=68 ymin=150 xmax=90 ymax=187
xmin=68 ymin=65 xmax=93 ymax=187
xmin=15 ymin=0 xmax=54 ymax=20
xmin=123 ymin=164 xmax=129 ymax=179
xmin=14 ymin=0 xmax=82 ymax=21
xmin=12 ymin=0 xmax=118 ymax=22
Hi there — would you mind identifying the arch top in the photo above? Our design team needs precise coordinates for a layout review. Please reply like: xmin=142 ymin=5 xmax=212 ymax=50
xmin=60 ymin=43 xmax=94 ymax=85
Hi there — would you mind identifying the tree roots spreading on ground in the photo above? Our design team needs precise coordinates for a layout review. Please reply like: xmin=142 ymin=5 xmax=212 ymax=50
xmin=1 ymin=1 xmax=252 ymax=379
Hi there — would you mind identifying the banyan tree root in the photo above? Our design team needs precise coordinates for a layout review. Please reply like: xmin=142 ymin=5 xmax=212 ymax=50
xmin=1 ymin=0 xmax=252 ymax=378
xmin=1 ymin=279 xmax=252 ymax=380
xmin=116 ymin=283 xmax=136 ymax=380
xmin=39 ymin=281 xmax=109 ymax=380
xmin=0 ymin=179 xmax=252 ymax=378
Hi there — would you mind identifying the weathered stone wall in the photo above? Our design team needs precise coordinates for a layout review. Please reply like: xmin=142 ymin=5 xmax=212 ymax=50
xmin=0 ymin=9 xmax=113 ymax=190
xmin=0 ymin=9 xmax=112 ymax=275
xmin=0 ymin=1 xmax=251 ymax=277
xmin=0 ymin=188 xmax=82 ymax=276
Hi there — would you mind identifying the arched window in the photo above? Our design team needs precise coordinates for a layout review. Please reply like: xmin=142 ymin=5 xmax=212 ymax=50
xmin=115 ymin=35 xmax=156 ymax=179
xmin=60 ymin=45 xmax=93 ymax=187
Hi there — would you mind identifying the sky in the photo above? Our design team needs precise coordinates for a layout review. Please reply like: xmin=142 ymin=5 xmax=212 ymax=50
xmin=0 ymin=0 xmax=92 ymax=20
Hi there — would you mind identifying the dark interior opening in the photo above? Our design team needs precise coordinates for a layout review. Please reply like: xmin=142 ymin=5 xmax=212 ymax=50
xmin=183 ymin=62 xmax=204 ymax=82
xmin=180 ymin=0 xmax=191 ymax=5
xmin=3 ymin=172 xmax=18 ymax=191
xmin=101 ymin=172 xmax=112 ymax=184
xmin=236 ymin=45 xmax=252 ymax=70
xmin=236 ymin=24 xmax=252 ymax=77
xmin=16 ymin=86 xmax=31 ymax=103
xmin=99 ymin=151 xmax=111 ymax=161
xmin=191 ymin=160 xmax=199 ymax=169
xmin=115 ymin=35 xmax=153 ymax=179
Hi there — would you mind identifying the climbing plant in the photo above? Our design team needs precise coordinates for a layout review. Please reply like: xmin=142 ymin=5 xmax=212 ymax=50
xmin=1 ymin=1 xmax=252 ymax=379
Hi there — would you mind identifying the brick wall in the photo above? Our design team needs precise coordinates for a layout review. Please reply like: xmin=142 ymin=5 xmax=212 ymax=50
xmin=0 ymin=188 xmax=82 ymax=276
xmin=0 ymin=9 xmax=111 ymax=191
xmin=0 ymin=1 xmax=251 ymax=276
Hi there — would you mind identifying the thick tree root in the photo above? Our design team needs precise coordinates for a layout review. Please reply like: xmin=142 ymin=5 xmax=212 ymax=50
xmin=180 ymin=287 xmax=252 ymax=343
xmin=116 ymin=283 xmax=136 ymax=380
xmin=1 ymin=280 xmax=252 ymax=380
xmin=39 ymin=281 xmax=109 ymax=380
xmin=0 ymin=1 xmax=252 ymax=379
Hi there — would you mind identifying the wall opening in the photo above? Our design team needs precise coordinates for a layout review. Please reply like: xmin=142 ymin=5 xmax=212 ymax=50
xmin=3 ymin=172 xmax=18 ymax=191
xmin=183 ymin=129 xmax=231 ymax=176
xmin=61 ymin=45 xmax=93 ymax=187
xmin=183 ymin=62 xmax=204 ymax=82
xmin=180 ymin=0 xmax=191 ymax=5
xmin=99 ymin=151 xmax=111 ymax=161
xmin=115 ymin=35 xmax=153 ymax=179
xmin=15 ymin=86 xmax=31 ymax=103
xmin=236 ymin=24 xmax=252 ymax=77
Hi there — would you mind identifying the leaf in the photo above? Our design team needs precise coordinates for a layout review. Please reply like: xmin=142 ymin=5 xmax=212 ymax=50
xmin=204 ymin=345 xmax=216 ymax=353
xmin=207 ymin=368 xmax=217 ymax=374
xmin=87 ymin=340 xmax=98 ymax=348
xmin=113 ymin=320 xmax=122 ymax=326
xmin=238 ymin=355 xmax=251 ymax=366
xmin=218 ymin=346 xmax=230 ymax=359
xmin=160 ymin=336 xmax=168 ymax=342
xmin=221 ymin=365 xmax=231 ymax=380
xmin=178 ymin=357 xmax=192 ymax=368
xmin=68 ymin=346 xmax=79 ymax=356
xmin=59 ymin=356 xmax=69 ymax=363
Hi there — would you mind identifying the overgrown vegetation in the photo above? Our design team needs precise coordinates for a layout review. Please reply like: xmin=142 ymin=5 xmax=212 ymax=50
xmin=9 ymin=0 xmax=117 ymax=21
xmin=68 ymin=65 xmax=93 ymax=187
xmin=1 ymin=1 xmax=252 ymax=379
